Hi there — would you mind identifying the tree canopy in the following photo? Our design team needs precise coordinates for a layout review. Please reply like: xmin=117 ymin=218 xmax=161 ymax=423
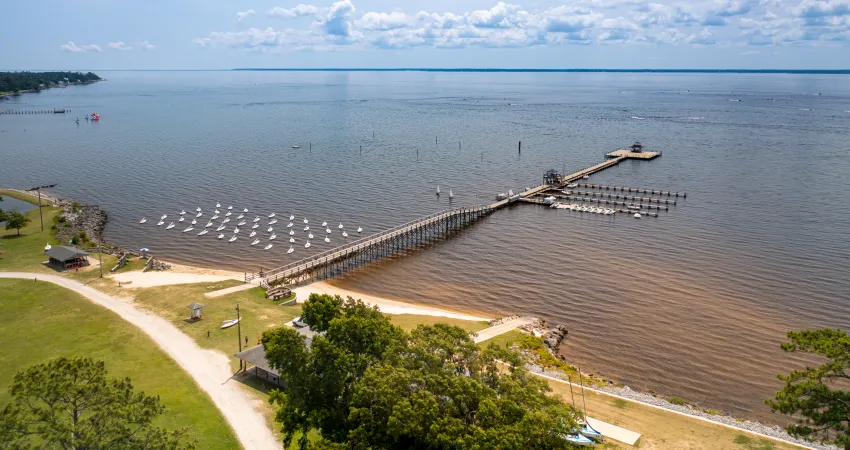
xmin=767 ymin=328 xmax=850 ymax=450
xmin=3 ymin=211 xmax=30 ymax=235
xmin=0 ymin=357 xmax=194 ymax=449
xmin=0 ymin=71 xmax=101 ymax=93
xmin=263 ymin=294 xmax=582 ymax=450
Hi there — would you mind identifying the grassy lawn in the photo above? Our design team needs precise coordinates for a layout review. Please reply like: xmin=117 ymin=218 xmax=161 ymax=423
xmin=389 ymin=314 xmax=490 ymax=333
xmin=0 ymin=279 xmax=240 ymax=450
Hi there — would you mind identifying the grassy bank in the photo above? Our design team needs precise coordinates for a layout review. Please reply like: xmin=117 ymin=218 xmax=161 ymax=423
xmin=0 ymin=279 xmax=240 ymax=449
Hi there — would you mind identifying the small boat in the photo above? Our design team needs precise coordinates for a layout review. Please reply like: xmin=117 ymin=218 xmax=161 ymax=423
xmin=211 ymin=215 xmax=219 ymax=220
xmin=214 ymin=209 xmax=220 ymax=214
xmin=338 ymin=223 xmax=343 ymax=229
xmin=287 ymin=222 xmax=293 ymax=228
xmin=229 ymin=236 xmax=237 ymax=242
xmin=566 ymin=183 xmax=578 ymax=188
xmin=216 ymin=225 xmax=225 ymax=231
xmin=227 ymin=206 xmax=233 ymax=210
xmin=196 ymin=207 xmax=201 ymax=212
xmin=264 ymin=244 xmax=273 ymax=250
xmin=222 ymin=218 xmax=231 ymax=224
xmin=218 ymin=233 xmax=225 ymax=239
xmin=289 ymin=214 xmax=294 ymax=220
xmin=634 ymin=213 xmax=642 ymax=219
xmin=270 ymin=234 xmax=276 ymax=240
xmin=251 ymin=238 xmax=260 ymax=246
xmin=563 ymin=433 xmax=594 ymax=447
xmin=249 ymin=231 xmax=256 ymax=237
xmin=139 ymin=218 xmax=147 ymax=224
xmin=268 ymin=227 xmax=274 ymax=232
xmin=437 ymin=186 xmax=441 ymax=195
xmin=289 ymin=237 xmax=295 ymax=243
xmin=303 ymin=218 xmax=308 ymax=224
xmin=237 ymin=214 xmax=244 ymax=220
xmin=449 ymin=190 xmax=454 ymax=199
xmin=205 ymin=221 xmax=213 ymax=228
xmin=582 ymin=175 xmax=589 ymax=179
xmin=292 ymin=145 xmax=300 ymax=149
xmin=216 ymin=202 xmax=221 ymax=208
xmin=166 ymin=222 xmax=175 ymax=230
xmin=243 ymin=207 xmax=248 ymax=213
xmin=179 ymin=216 xmax=185 ymax=222
xmin=357 ymin=227 xmax=362 ymax=233
xmin=326 ymin=228 xmax=331 ymax=234
xmin=305 ymin=241 xmax=311 ymax=248
xmin=233 ymin=228 xmax=240 ymax=234
xmin=157 ymin=220 xmax=165 ymax=226
xmin=580 ymin=423 xmax=602 ymax=441
xmin=269 ymin=219 xmax=278 ymax=225
xmin=161 ymin=214 xmax=168 ymax=220
xmin=195 ymin=212 xmax=202 ymax=218
xmin=304 ymin=226 xmax=309 ymax=231
xmin=238 ymin=220 xmax=247 ymax=226
xmin=191 ymin=219 xmax=197 ymax=225
xmin=252 ymin=224 xmax=259 ymax=229
xmin=322 ymin=221 xmax=327 ymax=227
xmin=253 ymin=217 xmax=260 ymax=223
xmin=225 ymin=211 xmax=232 ymax=217
xmin=289 ymin=230 xmax=295 ymax=236
xmin=180 ymin=210 xmax=186 ymax=215
xmin=324 ymin=236 xmax=330 ymax=243
xmin=342 ymin=231 xmax=348 ymax=237
xmin=308 ymin=233 xmax=314 ymax=239
xmin=220 ymin=318 xmax=240 ymax=329
xmin=183 ymin=226 xmax=193 ymax=232
xmin=269 ymin=213 xmax=276 ymax=218
xmin=198 ymin=230 xmax=208 ymax=236
xmin=287 ymin=246 xmax=294 ymax=254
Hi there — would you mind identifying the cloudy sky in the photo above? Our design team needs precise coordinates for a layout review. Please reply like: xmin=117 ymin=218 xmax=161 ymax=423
xmin=3 ymin=0 xmax=849 ymax=69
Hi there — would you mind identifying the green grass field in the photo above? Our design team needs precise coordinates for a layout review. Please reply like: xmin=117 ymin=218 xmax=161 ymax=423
xmin=0 ymin=279 xmax=240 ymax=449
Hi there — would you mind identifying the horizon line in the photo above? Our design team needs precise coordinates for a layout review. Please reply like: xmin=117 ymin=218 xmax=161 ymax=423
xmin=230 ymin=68 xmax=850 ymax=74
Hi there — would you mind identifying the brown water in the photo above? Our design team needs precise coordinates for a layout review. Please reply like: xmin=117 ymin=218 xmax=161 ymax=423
xmin=2 ymin=70 xmax=849 ymax=422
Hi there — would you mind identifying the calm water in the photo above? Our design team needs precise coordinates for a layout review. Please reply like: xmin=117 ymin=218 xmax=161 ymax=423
xmin=2 ymin=71 xmax=849 ymax=422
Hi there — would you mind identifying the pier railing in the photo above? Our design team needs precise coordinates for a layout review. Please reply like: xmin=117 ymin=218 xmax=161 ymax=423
xmin=247 ymin=205 xmax=495 ymax=283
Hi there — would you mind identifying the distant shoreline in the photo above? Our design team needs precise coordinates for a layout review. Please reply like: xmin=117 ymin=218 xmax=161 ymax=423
xmin=232 ymin=68 xmax=850 ymax=74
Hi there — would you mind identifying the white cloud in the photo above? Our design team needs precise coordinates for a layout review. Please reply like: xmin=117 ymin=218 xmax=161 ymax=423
xmin=268 ymin=4 xmax=319 ymax=18
xmin=237 ymin=9 xmax=256 ymax=21
xmin=107 ymin=41 xmax=132 ymax=51
xmin=140 ymin=40 xmax=155 ymax=51
xmin=59 ymin=41 xmax=102 ymax=53
xmin=194 ymin=0 xmax=850 ymax=53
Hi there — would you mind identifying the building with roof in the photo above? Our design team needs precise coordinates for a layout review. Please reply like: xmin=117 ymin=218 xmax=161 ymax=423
xmin=45 ymin=246 xmax=90 ymax=270
xmin=234 ymin=327 xmax=317 ymax=387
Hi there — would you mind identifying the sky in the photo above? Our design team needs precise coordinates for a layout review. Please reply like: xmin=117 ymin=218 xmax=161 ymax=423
xmin=2 ymin=0 xmax=850 ymax=69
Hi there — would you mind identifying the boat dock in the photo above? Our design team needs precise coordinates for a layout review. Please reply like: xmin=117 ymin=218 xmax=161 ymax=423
xmin=575 ymin=183 xmax=685 ymax=197
xmin=250 ymin=143 xmax=677 ymax=287
xmin=0 ymin=108 xmax=71 ymax=115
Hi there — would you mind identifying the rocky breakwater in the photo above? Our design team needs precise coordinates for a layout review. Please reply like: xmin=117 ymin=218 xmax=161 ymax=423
xmin=518 ymin=318 xmax=569 ymax=349
xmin=54 ymin=201 xmax=108 ymax=247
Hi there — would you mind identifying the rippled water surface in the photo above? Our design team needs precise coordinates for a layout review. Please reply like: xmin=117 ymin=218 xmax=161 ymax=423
xmin=2 ymin=71 xmax=849 ymax=422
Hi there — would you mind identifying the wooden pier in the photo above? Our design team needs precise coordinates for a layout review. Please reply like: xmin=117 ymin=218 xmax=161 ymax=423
xmin=251 ymin=145 xmax=675 ymax=288
xmin=576 ymin=183 xmax=685 ymax=197
xmin=0 ymin=108 xmax=71 ymax=115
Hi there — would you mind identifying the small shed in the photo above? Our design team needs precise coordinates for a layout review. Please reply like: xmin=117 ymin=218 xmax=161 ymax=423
xmin=45 ymin=246 xmax=90 ymax=270
xmin=630 ymin=141 xmax=644 ymax=153
xmin=187 ymin=303 xmax=204 ymax=320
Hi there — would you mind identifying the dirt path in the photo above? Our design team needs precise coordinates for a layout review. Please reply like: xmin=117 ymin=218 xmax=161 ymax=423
xmin=0 ymin=272 xmax=280 ymax=450
xmin=473 ymin=316 xmax=536 ymax=343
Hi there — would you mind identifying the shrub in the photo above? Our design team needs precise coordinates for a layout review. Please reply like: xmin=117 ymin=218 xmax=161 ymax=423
xmin=668 ymin=395 xmax=688 ymax=406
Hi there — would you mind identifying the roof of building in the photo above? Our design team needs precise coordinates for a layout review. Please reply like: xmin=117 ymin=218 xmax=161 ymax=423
xmin=186 ymin=303 xmax=205 ymax=310
xmin=45 ymin=246 xmax=89 ymax=262
xmin=234 ymin=327 xmax=317 ymax=375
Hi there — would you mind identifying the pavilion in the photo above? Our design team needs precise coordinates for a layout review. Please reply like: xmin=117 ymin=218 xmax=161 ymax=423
xmin=234 ymin=327 xmax=316 ymax=387
xmin=45 ymin=246 xmax=90 ymax=270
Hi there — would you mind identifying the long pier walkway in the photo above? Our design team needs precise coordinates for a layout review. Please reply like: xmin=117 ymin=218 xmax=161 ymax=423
xmin=251 ymin=151 xmax=657 ymax=287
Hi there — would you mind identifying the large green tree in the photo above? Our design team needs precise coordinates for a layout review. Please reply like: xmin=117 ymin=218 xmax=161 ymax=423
xmin=768 ymin=329 xmax=850 ymax=449
xmin=300 ymin=293 xmax=344 ymax=332
xmin=263 ymin=295 xmax=582 ymax=450
xmin=0 ymin=357 xmax=194 ymax=449
xmin=3 ymin=211 xmax=29 ymax=235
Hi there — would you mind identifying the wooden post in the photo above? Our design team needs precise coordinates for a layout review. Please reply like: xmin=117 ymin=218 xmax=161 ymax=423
xmin=236 ymin=304 xmax=243 ymax=371
xmin=37 ymin=189 xmax=44 ymax=231
xmin=518 ymin=141 xmax=521 ymax=154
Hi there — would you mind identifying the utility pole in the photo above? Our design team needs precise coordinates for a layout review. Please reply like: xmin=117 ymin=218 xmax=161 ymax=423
xmin=98 ymin=244 xmax=103 ymax=278
xmin=36 ymin=189 xmax=44 ymax=231
xmin=235 ymin=304 xmax=243 ymax=371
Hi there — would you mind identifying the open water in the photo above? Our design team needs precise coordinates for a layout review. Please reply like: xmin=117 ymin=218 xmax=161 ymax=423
xmin=1 ymin=70 xmax=849 ymax=423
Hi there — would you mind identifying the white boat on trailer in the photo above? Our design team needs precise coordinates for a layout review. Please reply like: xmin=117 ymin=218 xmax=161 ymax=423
xmin=221 ymin=318 xmax=240 ymax=329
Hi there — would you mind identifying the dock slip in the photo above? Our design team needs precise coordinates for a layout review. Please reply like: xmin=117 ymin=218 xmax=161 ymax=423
xmin=249 ymin=144 xmax=669 ymax=288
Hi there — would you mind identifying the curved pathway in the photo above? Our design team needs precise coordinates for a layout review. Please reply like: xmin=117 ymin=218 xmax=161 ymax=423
xmin=0 ymin=273 xmax=280 ymax=450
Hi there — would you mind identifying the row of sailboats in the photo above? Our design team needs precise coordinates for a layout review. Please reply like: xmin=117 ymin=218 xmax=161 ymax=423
xmin=140 ymin=203 xmax=364 ymax=254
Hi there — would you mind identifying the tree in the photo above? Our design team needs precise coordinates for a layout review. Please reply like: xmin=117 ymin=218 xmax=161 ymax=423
xmin=0 ymin=357 xmax=195 ymax=449
xmin=300 ymin=293 xmax=344 ymax=332
xmin=3 ymin=211 xmax=29 ymax=235
xmin=264 ymin=298 xmax=582 ymax=450
xmin=767 ymin=329 xmax=850 ymax=449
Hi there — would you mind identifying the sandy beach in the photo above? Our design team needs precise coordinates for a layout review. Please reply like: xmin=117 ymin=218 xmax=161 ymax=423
xmin=293 ymin=281 xmax=492 ymax=321
xmin=110 ymin=262 xmax=243 ymax=288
